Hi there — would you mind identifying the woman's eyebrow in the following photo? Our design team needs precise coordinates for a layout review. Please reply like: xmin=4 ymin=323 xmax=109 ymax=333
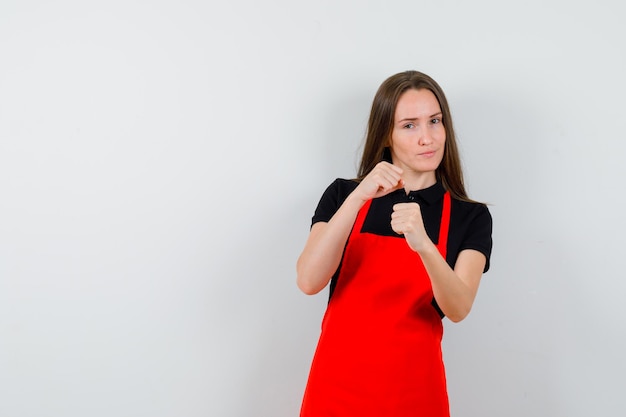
xmin=397 ymin=112 xmax=442 ymax=123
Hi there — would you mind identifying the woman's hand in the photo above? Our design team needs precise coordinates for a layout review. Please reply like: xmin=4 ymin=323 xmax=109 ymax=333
xmin=391 ymin=202 xmax=430 ymax=253
xmin=352 ymin=162 xmax=404 ymax=202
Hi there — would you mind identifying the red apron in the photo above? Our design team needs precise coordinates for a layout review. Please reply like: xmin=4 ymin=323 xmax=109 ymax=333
xmin=301 ymin=192 xmax=452 ymax=417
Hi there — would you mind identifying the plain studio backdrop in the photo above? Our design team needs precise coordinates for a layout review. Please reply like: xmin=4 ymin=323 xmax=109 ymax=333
xmin=1 ymin=1 xmax=624 ymax=416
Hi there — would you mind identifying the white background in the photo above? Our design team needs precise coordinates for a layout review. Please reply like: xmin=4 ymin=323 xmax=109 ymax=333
xmin=1 ymin=1 xmax=625 ymax=416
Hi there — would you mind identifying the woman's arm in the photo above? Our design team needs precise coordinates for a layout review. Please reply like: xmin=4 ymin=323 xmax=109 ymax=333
xmin=417 ymin=246 xmax=486 ymax=322
xmin=296 ymin=193 xmax=364 ymax=295
xmin=296 ymin=162 xmax=404 ymax=295
xmin=391 ymin=202 xmax=487 ymax=322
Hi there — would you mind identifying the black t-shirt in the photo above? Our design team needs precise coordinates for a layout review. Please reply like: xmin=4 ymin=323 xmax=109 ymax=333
xmin=311 ymin=179 xmax=493 ymax=307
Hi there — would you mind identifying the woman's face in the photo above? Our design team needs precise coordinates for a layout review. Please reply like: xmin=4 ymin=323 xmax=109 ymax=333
xmin=389 ymin=88 xmax=446 ymax=185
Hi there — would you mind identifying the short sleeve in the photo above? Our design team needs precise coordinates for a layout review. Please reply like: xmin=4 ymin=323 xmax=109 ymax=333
xmin=311 ymin=178 xmax=358 ymax=226
xmin=459 ymin=204 xmax=493 ymax=272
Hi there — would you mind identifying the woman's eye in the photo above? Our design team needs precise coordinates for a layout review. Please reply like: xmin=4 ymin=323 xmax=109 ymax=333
xmin=431 ymin=118 xmax=441 ymax=124
xmin=404 ymin=123 xmax=415 ymax=129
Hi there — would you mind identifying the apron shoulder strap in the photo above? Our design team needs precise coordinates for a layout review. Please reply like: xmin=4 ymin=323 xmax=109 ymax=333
xmin=437 ymin=191 xmax=452 ymax=259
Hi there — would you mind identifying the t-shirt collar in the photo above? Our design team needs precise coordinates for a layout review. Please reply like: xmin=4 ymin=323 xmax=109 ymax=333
xmin=406 ymin=181 xmax=446 ymax=206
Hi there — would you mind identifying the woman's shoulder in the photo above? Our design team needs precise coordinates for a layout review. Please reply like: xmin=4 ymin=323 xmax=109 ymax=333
xmin=318 ymin=177 xmax=359 ymax=208
xmin=311 ymin=178 xmax=359 ymax=225
xmin=450 ymin=193 xmax=490 ymax=211
xmin=450 ymin=196 xmax=492 ymax=225
xmin=325 ymin=177 xmax=359 ymax=196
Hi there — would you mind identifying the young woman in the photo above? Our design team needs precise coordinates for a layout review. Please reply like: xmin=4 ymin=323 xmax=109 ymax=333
xmin=296 ymin=70 xmax=493 ymax=416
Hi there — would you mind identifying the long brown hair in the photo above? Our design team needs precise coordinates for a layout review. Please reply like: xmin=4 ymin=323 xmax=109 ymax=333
xmin=358 ymin=70 xmax=472 ymax=202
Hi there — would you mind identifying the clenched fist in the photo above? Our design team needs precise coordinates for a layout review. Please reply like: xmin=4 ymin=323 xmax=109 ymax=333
xmin=391 ymin=202 xmax=431 ymax=253
xmin=352 ymin=162 xmax=405 ymax=202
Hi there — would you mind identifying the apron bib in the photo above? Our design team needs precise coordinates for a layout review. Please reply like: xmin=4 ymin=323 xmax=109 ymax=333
xmin=301 ymin=192 xmax=452 ymax=417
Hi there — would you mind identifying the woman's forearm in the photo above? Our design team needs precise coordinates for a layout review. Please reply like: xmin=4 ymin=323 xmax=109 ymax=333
xmin=417 ymin=244 xmax=486 ymax=322
xmin=296 ymin=194 xmax=365 ymax=295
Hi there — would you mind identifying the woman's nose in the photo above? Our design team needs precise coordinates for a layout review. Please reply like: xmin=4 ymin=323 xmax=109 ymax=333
xmin=417 ymin=129 xmax=433 ymax=146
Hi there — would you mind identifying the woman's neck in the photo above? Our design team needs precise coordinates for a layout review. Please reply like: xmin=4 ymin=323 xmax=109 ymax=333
xmin=402 ymin=172 xmax=437 ymax=193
